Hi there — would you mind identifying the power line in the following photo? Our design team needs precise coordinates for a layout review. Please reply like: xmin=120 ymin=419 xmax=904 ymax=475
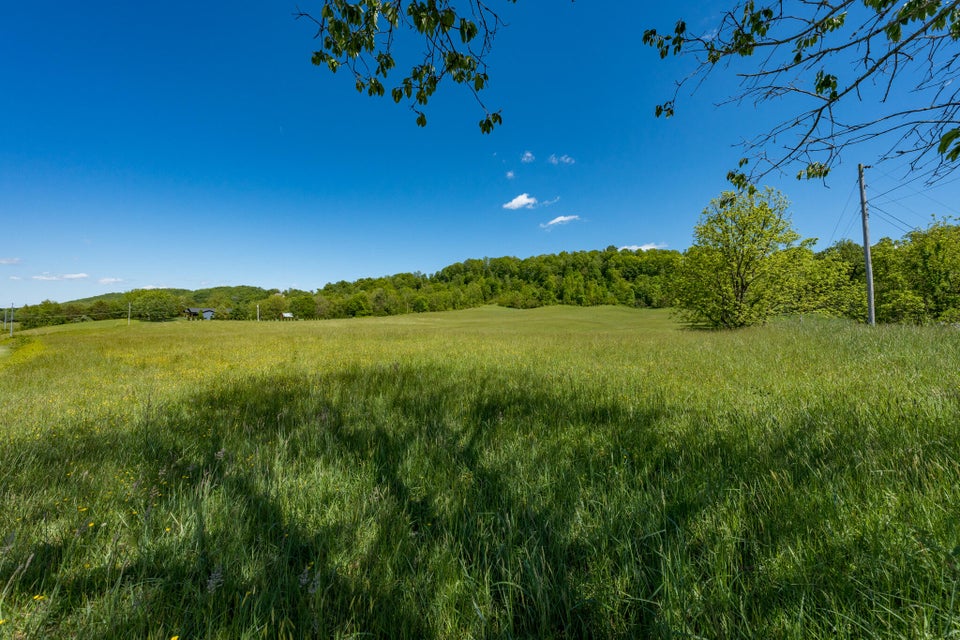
xmin=827 ymin=177 xmax=861 ymax=245
xmin=870 ymin=164 xmax=960 ymax=219
xmin=870 ymin=204 xmax=917 ymax=235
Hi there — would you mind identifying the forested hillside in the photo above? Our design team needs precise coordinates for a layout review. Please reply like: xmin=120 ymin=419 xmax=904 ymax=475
xmin=15 ymin=247 xmax=680 ymax=327
xmin=13 ymin=218 xmax=960 ymax=329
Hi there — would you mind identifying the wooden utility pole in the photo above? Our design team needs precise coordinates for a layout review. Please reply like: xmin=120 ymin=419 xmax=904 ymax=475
xmin=858 ymin=164 xmax=876 ymax=325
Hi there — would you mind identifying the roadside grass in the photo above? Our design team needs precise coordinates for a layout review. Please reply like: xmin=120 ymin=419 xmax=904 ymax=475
xmin=0 ymin=307 xmax=958 ymax=638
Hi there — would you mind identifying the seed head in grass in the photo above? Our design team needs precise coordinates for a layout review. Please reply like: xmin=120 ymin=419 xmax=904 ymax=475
xmin=206 ymin=565 xmax=224 ymax=593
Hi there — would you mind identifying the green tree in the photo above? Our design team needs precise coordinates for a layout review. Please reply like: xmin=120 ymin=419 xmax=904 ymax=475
xmin=644 ymin=1 xmax=960 ymax=183
xmin=289 ymin=294 xmax=319 ymax=320
xmin=257 ymin=294 xmax=289 ymax=320
xmin=344 ymin=292 xmax=373 ymax=317
xmin=18 ymin=300 xmax=64 ymax=329
xmin=900 ymin=219 xmax=960 ymax=320
xmin=773 ymin=245 xmax=865 ymax=319
xmin=871 ymin=219 xmax=960 ymax=323
xmin=125 ymin=289 xmax=182 ymax=322
xmin=676 ymin=188 xmax=800 ymax=328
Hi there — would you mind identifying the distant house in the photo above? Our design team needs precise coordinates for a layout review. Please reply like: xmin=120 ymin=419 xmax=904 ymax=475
xmin=281 ymin=312 xmax=295 ymax=321
xmin=185 ymin=307 xmax=217 ymax=320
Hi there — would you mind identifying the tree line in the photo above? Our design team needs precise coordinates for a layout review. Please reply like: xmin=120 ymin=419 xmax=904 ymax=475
xmin=14 ymin=192 xmax=960 ymax=330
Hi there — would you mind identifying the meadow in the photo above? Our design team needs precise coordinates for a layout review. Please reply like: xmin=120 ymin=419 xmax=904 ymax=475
xmin=0 ymin=306 xmax=958 ymax=638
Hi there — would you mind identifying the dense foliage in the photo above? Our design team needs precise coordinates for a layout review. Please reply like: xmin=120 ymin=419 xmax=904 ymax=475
xmin=13 ymin=218 xmax=960 ymax=329
xmin=14 ymin=248 xmax=681 ymax=327
xmin=675 ymin=188 xmax=866 ymax=328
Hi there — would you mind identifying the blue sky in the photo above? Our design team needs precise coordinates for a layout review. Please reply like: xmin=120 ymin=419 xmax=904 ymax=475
xmin=3 ymin=1 xmax=959 ymax=306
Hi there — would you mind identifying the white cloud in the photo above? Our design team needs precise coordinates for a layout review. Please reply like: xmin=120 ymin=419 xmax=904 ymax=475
xmin=0 ymin=257 xmax=21 ymax=265
xmin=548 ymin=154 xmax=575 ymax=165
xmin=620 ymin=243 xmax=668 ymax=252
xmin=506 ymin=170 xmax=515 ymax=180
xmin=540 ymin=215 xmax=581 ymax=229
xmin=31 ymin=272 xmax=90 ymax=281
xmin=521 ymin=151 xmax=535 ymax=163
xmin=9 ymin=276 xmax=22 ymax=280
xmin=541 ymin=196 xmax=560 ymax=207
xmin=503 ymin=193 xmax=538 ymax=210
xmin=99 ymin=277 xmax=123 ymax=285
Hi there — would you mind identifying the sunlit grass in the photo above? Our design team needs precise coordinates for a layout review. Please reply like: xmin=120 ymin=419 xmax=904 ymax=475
xmin=1 ymin=307 xmax=958 ymax=638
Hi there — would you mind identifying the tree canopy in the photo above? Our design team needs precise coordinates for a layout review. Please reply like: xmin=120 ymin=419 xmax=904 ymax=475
xmin=296 ymin=0 xmax=521 ymax=132
xmin=675 ymin=188 xmax=802 ymax=328
xmin=298 ymin=1 xmax=960 ymax=180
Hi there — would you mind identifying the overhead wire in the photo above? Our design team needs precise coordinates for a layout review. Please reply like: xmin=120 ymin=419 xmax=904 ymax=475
xmin=870 ymin=203 xmax=917 ymax=235
xmin=827 ymin=177 xmax=862 ymax=245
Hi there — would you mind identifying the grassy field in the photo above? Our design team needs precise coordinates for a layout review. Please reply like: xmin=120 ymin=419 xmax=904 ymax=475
xmin=0 ymin=306 xmax=958 ymax=638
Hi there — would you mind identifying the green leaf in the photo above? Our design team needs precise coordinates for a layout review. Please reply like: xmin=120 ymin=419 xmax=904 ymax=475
xmin=796 ymin=162 xmax=830 ymax=180
xmin=654 ymin=101 xmax=675 ymax=118
xmin=938 ymin=128 xmax=960 ymax=161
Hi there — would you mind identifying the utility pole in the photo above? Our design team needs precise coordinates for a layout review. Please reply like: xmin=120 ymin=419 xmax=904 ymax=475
xmin=8 ymin=305 xmax=13 ymax=337
xmin=257 ymin=304 xmax=261 ymax=322
xmin=128 ymin=302 xmax=132 ymax=326
xmin=858 ymin=164 xmax=876 ymax=326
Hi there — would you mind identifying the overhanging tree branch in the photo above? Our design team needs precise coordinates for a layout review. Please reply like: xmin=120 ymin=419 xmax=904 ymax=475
xmin=643 ymin=0 xmax=960 ymax=185
xmin=296 ymin=1 xmax=517 ymax=132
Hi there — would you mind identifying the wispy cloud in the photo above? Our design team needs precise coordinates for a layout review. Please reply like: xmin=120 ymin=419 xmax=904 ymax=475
xmin=521 ymin=151 xmax=535 ymax=163
xmin=540 ymin=215 xmax=581 ymax=229
xmin=506 ymin=170 xmax=515 ymax=180
xmin=32 ymin=272 xmax=89 ymax=281
xmin=547 ymin=154 xmax=575 ymax=165
xmin=99 ymin=277 xmax=123 ymax=285
xmin=0 ymin=257 xmax=21 ymax=265
xmin=620 ymin=243 xmax=668 ymax=251
xmin=503 ymin=193 xmax=538 ymax=210
xmin=541 ymin=196 xmax=560 ymax=206
xmin=9 ymin=276 xmax=22 ymax=281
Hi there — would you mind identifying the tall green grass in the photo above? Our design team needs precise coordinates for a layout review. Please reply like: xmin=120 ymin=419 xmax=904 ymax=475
xmin=1 ymin=307 xmax=958 ymax=638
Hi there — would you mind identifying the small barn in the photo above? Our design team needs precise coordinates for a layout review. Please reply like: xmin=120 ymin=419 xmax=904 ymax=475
xmin=281 ymin=312 xmax=295 ymax=321
xmin=185 ymin=307 xmax=217 ymax=320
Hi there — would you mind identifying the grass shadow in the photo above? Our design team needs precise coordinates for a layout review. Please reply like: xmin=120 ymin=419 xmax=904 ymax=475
xmin=1 ymin=362 xmax=958 ymax=638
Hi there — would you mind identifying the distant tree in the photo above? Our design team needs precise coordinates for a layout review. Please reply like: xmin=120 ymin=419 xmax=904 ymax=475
xmin=125 ymin=289 xmax=182 ymax=322
xmin=18 ymin=300 xmax=64 ymax=329
xmin=289 ymin=294 xmax=319 ymax=320
xmin=257 ymin=294 xmax=289 ymax=320
xmin=343 ymin=292 xmax=373 ymax=317
xmin=676 ymin=187 xmax=800 ymax=328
